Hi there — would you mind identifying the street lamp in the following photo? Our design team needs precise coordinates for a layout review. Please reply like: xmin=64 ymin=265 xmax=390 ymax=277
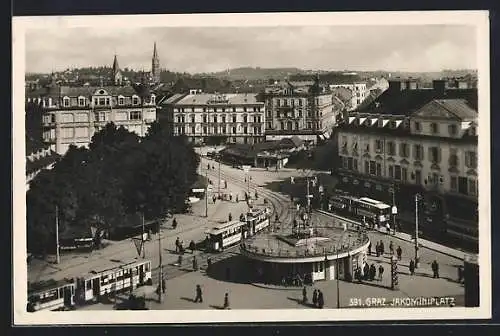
xmin=414 ymin=193 xmax=422 ymax=268
xmin=336 ymin=229 xmax=347 ymax=309
xmin=391 ymin=184 xmax=397 ymax=235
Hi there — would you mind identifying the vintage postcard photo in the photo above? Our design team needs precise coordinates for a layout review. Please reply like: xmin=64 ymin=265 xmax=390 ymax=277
xmin=12 ymin=11 xmax=491 ymax=324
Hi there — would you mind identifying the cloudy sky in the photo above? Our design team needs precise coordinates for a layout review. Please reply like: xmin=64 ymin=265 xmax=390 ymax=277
xmin=25 ymin=25 xmax=477 ymax=74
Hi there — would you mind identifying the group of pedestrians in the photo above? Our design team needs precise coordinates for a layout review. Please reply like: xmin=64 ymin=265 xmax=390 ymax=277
xmin=302 ymin=287 xmax=324 ymax=309
xmin=193 ymin=284 xmax=230 ymax=309
xmin=369 ymin=240 xmax=403 ymax=260
xmin=356 ymin=263 xmax=384 ymax=282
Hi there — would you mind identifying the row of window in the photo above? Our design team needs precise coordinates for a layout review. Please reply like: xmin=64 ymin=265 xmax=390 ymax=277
xmin=413 ymin=121 xmax=476 ymax=137
xmin=45 ymin=111 xmax=147 ymax=124
xmin=60 ymin=95 xmax=155 ymax=108
xmin=174 ymin=106 xmax=261 ymax=113
xmin=277 ymin=110 xmax=320 ymax=118
xmin=342 ymin=139 xmax=477 ymax=169
xmin=176 ymin=126 xmax=262 ymax=135
xmin=340 ymin=156 xmax=478 ymax=196
xmin=275 ymin=121 xmax=321 ymax=131
xmin=175 ymin=114 xmax=263 ymax=124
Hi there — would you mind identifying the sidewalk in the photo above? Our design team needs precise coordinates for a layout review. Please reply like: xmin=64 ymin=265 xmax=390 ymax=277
xmin=317 ymin=210 xmax=467 ymax=261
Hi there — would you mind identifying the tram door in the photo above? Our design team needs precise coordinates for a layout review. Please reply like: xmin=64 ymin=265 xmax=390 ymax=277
xmin=139 ymin=264 xmax=145 ymax=285
xmin=92 ymin=278 xmax=100 ymax=298
xmin=63 ymin=286 xmax=73 ymax=307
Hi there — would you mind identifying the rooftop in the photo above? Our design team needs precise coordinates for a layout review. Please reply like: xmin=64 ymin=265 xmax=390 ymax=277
xmin=170 ymin=93 xmax=263 ymax=106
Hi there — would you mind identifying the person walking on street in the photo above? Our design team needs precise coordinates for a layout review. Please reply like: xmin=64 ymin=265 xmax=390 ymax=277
xmin=228 ymin=213 xmax=232 ymax=222
xmin=368 ymin=241 xmax=372 ymax=255
xmin=458 ymin=265 xmax=464 ymax=283
xmin=317 ymin=290 xmax=324 ymax=309
xmin=175 ymin=237 xmax=180 ymax=253
xmin=389 ymin=241 xmax=394 ymax=255
xmin=378 ymin=265 xmax=384 ymax=281
xmin=432 ymin=260 xmax=440 ymax=279
xmin=375 ymin=241 xmax=380 ymax=257
xmin=396 ymin=246 xmax=402 ymax=260
xmin=236 ymin=195 xmax=239 ymax=203
xmin=172 ymin=218 xmax=178 ymax=229
xmin=223 ymin=293 xmax=230 ymax=309
xmin=363 ymin=263 xmax=370 ymax=281
xmin=193 ymin=256 xmax=198 ymax=271
xmin=409 ymin=259 xmax=415 ymax=275
xmin=189 ymin=240 xmax=196 ymax=254
xmin=213 ymin=195 xmax=217 ymax=204
xmin=161 ymin=278 xmax=166 ymax=294
xmin=302 ymin=286 xmax=308 ymax=304
xmin=370 ymin=264 xmax=377 ymax=281
xmin=194 ymin=284 xmax=203 ymax=303
xmin=312 ymin=289 xmax=318 ymax=307
xmin=379 ymin=240 xmax=385 ymax=255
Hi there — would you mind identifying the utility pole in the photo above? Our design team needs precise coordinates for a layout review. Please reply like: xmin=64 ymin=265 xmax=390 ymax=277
xmin=55 ymin=205 xmax=60 ymax=264
xmin=392 ymin=185 xmax=397 ymax=235
xmin=306 ymin=177 xmax=311 ymax=214
xmin=415 ymin=194 xmax=420 ymax=268
xmin=218 ymin=155 xmax=221 ymax=197
xmin=158 ymin=219 xmax=163 ymax=303
xmin=142 ymin=211 xmax=146 ymax=259
xmin=205 ymin=169 xmax=208 ymax=218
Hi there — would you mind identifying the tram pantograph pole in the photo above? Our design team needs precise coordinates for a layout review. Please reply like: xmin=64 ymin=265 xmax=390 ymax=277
xmin=415 ymin=194 xmax=420 ymax=269
xmin=55 ymin=205 xmax=60 ymax=264
xmin=158 ymin=219 xmax=163 ymax=303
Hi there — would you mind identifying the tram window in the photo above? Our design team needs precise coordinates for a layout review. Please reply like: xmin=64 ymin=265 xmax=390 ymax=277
xmin=59 ymin=288 xmax=64 ymax=298
xmin=86 ymin=280 xmax=91 ymax=290
xmin=319 ymin=262 xmax=323 ymax=272
xmin=145 ymin=263 xmax=150 ymax=272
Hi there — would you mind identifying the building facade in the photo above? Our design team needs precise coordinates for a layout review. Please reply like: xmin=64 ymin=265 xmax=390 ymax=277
xmin=262 ymin=77 xmax=342 ymax=143
xmin=335 ymin=79 xmax=478 ymax=245
xmin=329 ymin=81 xmax=369 ymax=111
xmin=26 ymin=136 xmax=60 ymax=189
xmin=159 ymin=92 xmax=266 ymax=145
xmin=26 ymin=85 xmax=157 ymax=155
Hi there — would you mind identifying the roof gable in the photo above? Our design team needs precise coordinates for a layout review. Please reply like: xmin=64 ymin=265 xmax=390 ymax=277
xmin=412 ymin=99 xmax=476 ymax=120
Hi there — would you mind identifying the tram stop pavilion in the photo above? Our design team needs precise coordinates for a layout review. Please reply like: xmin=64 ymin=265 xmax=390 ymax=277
xmin=240 ymin=224 xmax=370 ymax=286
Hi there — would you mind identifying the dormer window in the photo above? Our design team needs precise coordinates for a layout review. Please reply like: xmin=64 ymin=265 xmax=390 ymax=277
xmin=118 ymin=96 xmax=124 ymax=105
xmin=78 ymin=97 xmax=85 ymax=107
xmin=132 ymin=96 xmax=139 ymax=105
xmin=63 ymin=97 xmax=70 ymax=107
xmin=151 ymin=95 xmax=156 ymax=105
xmin=448 ymin=124 xmax=457 ymax=136
xmin=414 ymin=121 xmax=421 ymax=131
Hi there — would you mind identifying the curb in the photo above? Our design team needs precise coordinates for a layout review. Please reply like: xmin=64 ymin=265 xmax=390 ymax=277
xmin=250 ymin=283 xmax=306 ymax=291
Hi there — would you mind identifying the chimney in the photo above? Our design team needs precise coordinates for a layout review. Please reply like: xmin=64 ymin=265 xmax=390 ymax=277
xmin=388 ymin=79 xmax=404 ymax=93
xmin=407 ymin=79 xmax=418 ymax=90
xmin=433 ymin=80 xmax=446 ymax=96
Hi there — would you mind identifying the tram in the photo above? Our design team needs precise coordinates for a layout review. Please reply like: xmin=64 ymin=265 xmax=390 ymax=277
xmin=205 ymin=220 xmax=247 ymax=252
xmin=27 ymin=279 xmax=76 ymax=312
xmin=27 ymin=259 xmax=152 ymax=312
xmin=246 ymin=207 xmax=271 ymax=236
xmin=329 ymin=195 xmax=391 ymax=228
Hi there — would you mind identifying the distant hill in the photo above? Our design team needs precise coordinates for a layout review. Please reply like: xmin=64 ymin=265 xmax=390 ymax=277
xmin=204 ymin=67 xmax=308 ymax=81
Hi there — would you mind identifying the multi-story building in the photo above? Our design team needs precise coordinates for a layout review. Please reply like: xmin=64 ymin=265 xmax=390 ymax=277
xmin=26 ymin=136 xmax=60 ymax=189
xmin=335 ymin=78 xmax=478 ymax=243
xmin=329 ymin=81 xmax=369 ymax=111
xmin=159 ymin=92 xmax=265 ymax=145
xmin=261 ymin=76 xmax=342 ymax=143
xmin=26 ymin=83 xmax=157 ymax=155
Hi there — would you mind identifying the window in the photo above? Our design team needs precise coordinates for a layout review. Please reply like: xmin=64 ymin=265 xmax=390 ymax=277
xmin=191 ymin=126 xmax=195 ymax=134
xmin=151 ymin=95 xmax=156 ymax=105
xmin=298 ymin=99 xmax=303 ymax=106
xmin=468 ymin=179 xmax=477 ymax=196
xmin=78 ymin=97 xmax=85 ymax=107
xmin=203 ymin=115 xmax=207 ymax=123
xmin=413 ymin=144 xmax=423 ymax=160
xmin=450 ymin=176 xmax=458 ymax=191
xmin=465 ymin=151 xmax=477 ymax=168
xmin=243 ymin=127 xmax=248 ymax=134
xmin=375 ymin=139 xmax=384 ymax=153
xmin=75 ymin=127 xmax=89 ymax=138
xmin=364 ymin=161 xmax=369 ymax=174
xmin=232 ymin=127 xmax=236 ymax=134
xmin=203 ymin=127 xmax=207 ymax=134
xmin=429 ymin=147 xmax=440 ymax=163
xmin=61 ymin=127 xmax=74 ymax=139
xmin=132 ymin=96 xmax=139 ymax=105
xmin=449 ymin=148 xmax=459 ymax=167
xmin=191 ymin=116 xmax=195 ymax=123
xmin=118 ymin=97 xmax=124 ymax=105
xmin=243 ymin=115 xmax=248 ymax=123
xmin=75 ymin=113 xmax=88 ymax=122
xmin=448 ymin=124 xmax=457 ymax=136
xmin=387 ymin=141 xmax=396 ymax=155
xmin=399 ymin=143 xmax=409 ymax=158
xmin=243 ymin=107 xmax=247 ymax=112
xmin=98 ymin=98 xmax=106 ymax=106
xmin=394 ymin=165 xmax=402 ymax=180
xmin=63 ymin=97 xmax=70 ymax=107
xmin=414 ymin=121 xmax=421 ymax=131
xmin=430 ymin=123 xmax=439 ymax=134
xmin=232 ymin=115 xmax=237 ymax=123
xmin=376 ymin=163 xmax=381 ymax=176
xmin=222 ymin=116 xmax=226 ymax=123
xmin=402 ymin=167 xmax=408 ymax=182
xmin=61 ymin=113 xmax=74 ymax=123
xmin=388 ymin=165 xmax=394 ymax=178
xmin=130 ymin=111 xmax=142 ymax=120
xmin=353 ymin=159 xmax=358 ymax=172
xmin=415 ymin=170 xmax=422 ymax=185
xmin=369 ymin=161 xmax=376 ymax=175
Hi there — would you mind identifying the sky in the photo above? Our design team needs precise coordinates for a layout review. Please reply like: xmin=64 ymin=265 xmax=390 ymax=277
xmin=25 ymin=25 xmax=477 ymax=74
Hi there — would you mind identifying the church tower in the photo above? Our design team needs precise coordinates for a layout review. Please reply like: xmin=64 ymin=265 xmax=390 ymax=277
xmin=112 ymin=54 xmax=123 ymax=86
xmin=151 ymin=42 xmax=160 ymax=84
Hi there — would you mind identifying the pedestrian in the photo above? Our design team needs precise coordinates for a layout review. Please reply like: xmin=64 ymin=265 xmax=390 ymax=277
xmin=355 ymin=268 xmax=362 ymax=283
xmin=370 ymin=264 xmax=377 ymax=281
xmin=302 ymin=286 xmax=308 ymax=304
xmin=396 ymin=246 xmax=402 ymax=260
xmin=228 ymin=213 xmax=232 ymax=222
xmin=386 ymin=223 xmax=390 ymax=234
xmin=230 ymin=193 xmax=233 ymax=201
xmin=409 ymin=259 xmax=415 ymax=275
xmin=378 ymin=265 xmax=384 ymax=281
xmin=379 ymin=240 xmax=385 ymax=255
xmin=432 ymin=260 xmax=440 ymax=279
xmin=458 ymin=265 xmax=464 ymax=283
xmin=223 ymin=292 xmax=230 ymax=309
xmin=225 ymin=181 xmax=227 ymax=189
xmin=317 ymin=290 xmax=324 ymax=309
xmin=255 ymin=190 xmax=258 ymax=199
xmin=375 ymin=241 xmax=380 ymax=257
xmin=161 ymin=278 xmax=166 ymax=294
xmin=389 ymin=241 xmax=394 ymax=255
xmin=236 ymin=195 xmax=239 ymax=203
xmin=175 ymin=237 xmax=180 ymax=253
xmin=368 ymin=241 xmax=372 ymax=255
xmin=177 ymin=254 xmax=183 ymax=266
xmin=213 ymin=195 xmax=216 ymax=204
xmin=363 ymin=263 xmax=370 ymax=281
xmin=172 ymin=218 xmax=178 ymax=229
xmin=194 ymin=284 xmax=203 ymax=303
xmin=312 ymin=289 xmax=318 ymax=307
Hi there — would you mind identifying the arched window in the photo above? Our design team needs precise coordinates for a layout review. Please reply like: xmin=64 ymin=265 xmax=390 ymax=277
xmin=151 ymin=94 xmax=156 ymax=105
xmin=63 ymin=96 xmax=70 ymax=107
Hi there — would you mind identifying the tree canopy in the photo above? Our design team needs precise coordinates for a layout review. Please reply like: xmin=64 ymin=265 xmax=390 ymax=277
xmin=26 ymin=121 xmax=199 ymax=254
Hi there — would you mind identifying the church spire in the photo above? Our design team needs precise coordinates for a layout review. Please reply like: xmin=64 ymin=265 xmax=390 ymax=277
xmin=112 ymin=54 xmax=120 ymax=73
xmin=112 ymin=54 xmax=123 ymax=86
xmin=153 ymin=41 xmax=158 ymax=59
xmin=151 ymin=42 xmax=160 ymax=84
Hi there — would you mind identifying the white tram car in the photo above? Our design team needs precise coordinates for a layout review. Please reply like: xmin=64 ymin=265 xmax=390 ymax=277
xmin=247 ymin=207 xmax=270 ymax=236
xmin=27 ymin=259 xmax=152 ymax=312
xmin=205 ymin=220 xmax=247 ymax=252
